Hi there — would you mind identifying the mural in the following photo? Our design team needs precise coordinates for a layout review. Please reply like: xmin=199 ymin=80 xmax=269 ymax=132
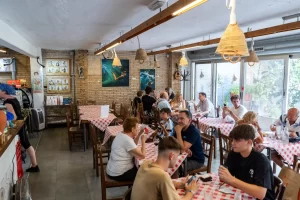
xmin=140 ymin=69 xmax=155 ymax=90
xmin=102 ymin=59 xmax=129 ymax=87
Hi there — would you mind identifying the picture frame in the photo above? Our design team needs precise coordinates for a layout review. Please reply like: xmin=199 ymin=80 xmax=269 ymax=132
xmin=102 ymin=59 xmax=130 ymax=87
xmin=140 ymin=69 xmax=155 ymax=90
xmin=46 ymin=58 xmax=70 ymax=76
xmin=47 ymin=76 xmax=70 ymax=94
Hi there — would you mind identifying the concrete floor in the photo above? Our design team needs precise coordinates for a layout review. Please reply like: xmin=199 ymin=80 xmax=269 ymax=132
xmin=27 ymin=127 xmax=276 ymax=200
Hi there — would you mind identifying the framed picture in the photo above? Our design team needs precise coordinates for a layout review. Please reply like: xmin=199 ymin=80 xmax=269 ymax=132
xmin=140 ymin=69 xmax=155 ymax=90
xmin=46 ymin=59 xmax=70 ymax=76
xmin=47 ymin=76 xmax=70 ymax=93
xmin=102 ymin=59 xmax=129 ymax=87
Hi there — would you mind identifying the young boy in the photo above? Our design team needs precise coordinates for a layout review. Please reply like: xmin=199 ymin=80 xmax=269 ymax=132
xmin=158 ymin=108 xmax=174 ymax=137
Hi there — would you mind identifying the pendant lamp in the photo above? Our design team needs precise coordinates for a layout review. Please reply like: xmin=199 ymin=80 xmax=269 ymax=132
xmin=153 ymin=55 xmax=160 ymax=68
xmin=245 ymin=38 xmax=259 ymax=66
xmin=215 ymin=0 xmax=249 ymax=63
xmin=179 ymin=52 xmax=188 ymax=67
xmin=135 ymin=36 xmax=148 ymax=64
xmin=112 ymin=49 xmax=122 ymax=67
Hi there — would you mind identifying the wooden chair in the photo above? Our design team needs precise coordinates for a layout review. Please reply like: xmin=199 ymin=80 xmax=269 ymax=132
xmin=89 ymin=123 xmax=110 ymax=177
xmin=187 ymin=134 xmax=214 ymax=174
xmin=66 ymin=113 xmax=85 ymax=151
xmin=293 ymin=155 xmax=300 ymax=173
xmin=122 ymin=187 xmax=132 ymax=200
xmin=218 ymin=129 xmax=232 ymax=165
xmin=67 ymin=102 xmax=79 ymax=126
xmin=205 ymin=127 xmax=217 ymax=159
xmin=191 ymin=118 xmax=199 ymax=129
xmin=274 ymin=176 xmax=285 ymax=200
xmin=99 ymin=141 xmax=133 ymax=200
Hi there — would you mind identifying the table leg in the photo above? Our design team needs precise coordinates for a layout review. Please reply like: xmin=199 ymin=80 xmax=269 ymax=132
xmin=184 ymin=157 xmax=187 ymax=176
xmin=267 ymin=148 xmax=271 ymax=160
xmin=83 ymin=123 xmax=87 ymax=151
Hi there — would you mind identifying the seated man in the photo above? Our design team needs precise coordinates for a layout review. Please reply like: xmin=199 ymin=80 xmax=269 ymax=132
xmin=157 ymin=91 xmax=172 ymax=110
xmin=222 ymin=95 xmax=247 ymax=122
xmin=219 ymin=124 xmax=275 ymax=200
xmin=131 ymin=137 xmax=198 ymax=200
xmin=270 ymin=108 xmax=300 ymax=167
xmin=193 ymin=92 xmax=215 ymax=117
xmin=175 ymin=110 xmax=205 ymax=171
xmin=158 ymin=108 xmax=174 ymax=137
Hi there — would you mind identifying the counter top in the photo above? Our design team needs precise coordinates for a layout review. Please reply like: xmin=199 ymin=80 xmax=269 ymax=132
xmin=0 ymin=120 xmax=24 ymax=157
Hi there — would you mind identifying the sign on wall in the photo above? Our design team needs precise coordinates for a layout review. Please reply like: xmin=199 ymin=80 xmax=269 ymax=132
xmin=47 ymin=76 xmax=70 ymax=93
xmin=46 ymin=59 xmax=70 ymax=76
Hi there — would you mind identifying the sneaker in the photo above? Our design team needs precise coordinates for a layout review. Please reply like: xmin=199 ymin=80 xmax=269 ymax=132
xmin=26 ymin=165 xmax=40 ymax=173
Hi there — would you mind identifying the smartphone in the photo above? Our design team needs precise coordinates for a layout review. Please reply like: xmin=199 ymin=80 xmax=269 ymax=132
xmin=224 ymin=104 xmax=227 ymax=107
xmin=187 ymin=175 xmax=196 ymax=185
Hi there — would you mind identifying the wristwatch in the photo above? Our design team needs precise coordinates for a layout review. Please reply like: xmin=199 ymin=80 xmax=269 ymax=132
xmin=186 ymin=190 xmax=196 ymax=195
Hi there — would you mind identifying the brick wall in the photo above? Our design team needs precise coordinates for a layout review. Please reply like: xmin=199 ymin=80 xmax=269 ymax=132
xmin=42 ymin=49 xmax=181 ymax=105
xmin=0 ymin=50 xmax=31 ymax=86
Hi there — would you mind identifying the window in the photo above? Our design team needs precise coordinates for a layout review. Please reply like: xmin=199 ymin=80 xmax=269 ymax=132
xmin=288 ymin=58 xmax=300 ymax=108
xmin=216 ymin=62 xmax=240 ymax=107
xmin=244 ymin=59 xmax=284 ymax=129
xmin=194 ymin=63 xmax=212 ymax=102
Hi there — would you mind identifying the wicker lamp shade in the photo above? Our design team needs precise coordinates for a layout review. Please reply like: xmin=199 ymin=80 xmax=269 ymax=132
xmin=112 ymin=49 xmax=122 ymax=67
xmin=179 ymin=52 xmax=188 ymax=67
xmin=135 ymin=48 xmax=148 ymax=64
xmin=216 ymin=23 xmax=249 ymax=63
xmin=245 ymin=50 xmax=259 ymax=66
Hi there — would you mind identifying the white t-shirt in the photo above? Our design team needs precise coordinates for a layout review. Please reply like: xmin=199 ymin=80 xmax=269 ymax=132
xmin=229 ymin=105 xmax=247 ymax=119
xmin=106 ymin=133 xmax=137 ymax=176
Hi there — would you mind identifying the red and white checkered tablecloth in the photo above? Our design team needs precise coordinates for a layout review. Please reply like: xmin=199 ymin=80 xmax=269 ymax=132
xmin=175 ymin=173 xmax=255 ymax=200
xmin=135 ymin=142 xmax=188 ymax=176
xmin=255 ymin=137 xmax=300 ymax=165
xmin=102 ymin=125 xmax=155 ymax=145
xmin=79 ymin=106 xmax=116 ymax=131
xmin=196 ymin=118 xmax=235 ymax=136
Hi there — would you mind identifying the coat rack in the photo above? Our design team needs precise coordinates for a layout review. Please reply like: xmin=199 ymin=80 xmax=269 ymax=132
xmin=181 ymin=69 xmax=190 ymax=98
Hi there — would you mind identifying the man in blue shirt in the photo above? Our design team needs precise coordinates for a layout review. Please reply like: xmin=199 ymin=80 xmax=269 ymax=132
xmin=175 ymin=110 xmax=205 ymax=171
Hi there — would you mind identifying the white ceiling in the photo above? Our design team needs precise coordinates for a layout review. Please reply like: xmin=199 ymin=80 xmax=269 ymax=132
xmin=0 ymin=0 xmax=300 ymax=52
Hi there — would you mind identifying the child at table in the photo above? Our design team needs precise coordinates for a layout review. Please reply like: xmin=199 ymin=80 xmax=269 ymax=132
xmin=157 ymin=108 xmax=175 ymax=138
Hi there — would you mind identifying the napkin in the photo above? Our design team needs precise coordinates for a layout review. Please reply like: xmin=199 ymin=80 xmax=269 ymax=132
xmin=224 ymin=115 xmax=235 ymax=123
xmin=218 ymin=187 xmax=235 ymax=194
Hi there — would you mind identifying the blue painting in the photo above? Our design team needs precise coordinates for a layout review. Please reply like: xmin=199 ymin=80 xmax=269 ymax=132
xmin=140 ymin=69 xmax=155 ymax=90
xmin=102 ymin=59 xmax=129 ymax=87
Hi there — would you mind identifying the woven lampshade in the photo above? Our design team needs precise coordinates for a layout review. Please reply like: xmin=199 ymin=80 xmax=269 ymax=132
xmin=179 ymin=52 xmax=188 ymax=67
xmin=112 ymin=49 xmax=122 ymax=67
xmin=135 ymin=48 xmax=148 ymax=63
xmin=153 ymin=55 xmax=160 ymax=68
xmin=216 ymin=23 xmax=249 ymax=63
xmin=245 ymin=50 xmax=259 ymax=66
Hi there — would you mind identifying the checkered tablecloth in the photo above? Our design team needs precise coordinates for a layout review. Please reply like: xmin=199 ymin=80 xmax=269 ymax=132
xmin=175 ymin=173 xmax=255 ymax=200
xmin=196 ymin=118 xmax=235 ymax=136
xmin=102 ymin=125 xmax=155 ymax=145
xmin=255 ymin=137 xmax=300 ymax=165
xmin=135 ymin=142 xmax=187 ymax=176
xmin=79 ymin=106 xmax=116 ymax=131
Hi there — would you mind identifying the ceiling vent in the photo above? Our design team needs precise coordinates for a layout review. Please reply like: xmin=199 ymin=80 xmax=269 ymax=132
xmin=254 ymin=47 xmax=264 ymax=52
xmin=147 ymin=0 xmax=168 ymax=11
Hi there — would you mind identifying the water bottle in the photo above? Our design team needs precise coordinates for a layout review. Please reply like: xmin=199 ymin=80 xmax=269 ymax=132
xmin=282 ymin=127 xmax=289 ymax=144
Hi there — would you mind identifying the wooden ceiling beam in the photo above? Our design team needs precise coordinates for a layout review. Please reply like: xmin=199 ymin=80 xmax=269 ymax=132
xmin=94 ymin=0 xmax=208 ymax=55
xmin=148 ymin=21 xmax=300 ymax=55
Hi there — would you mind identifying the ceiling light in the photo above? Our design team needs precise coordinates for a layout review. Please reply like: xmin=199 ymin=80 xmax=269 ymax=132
xmin=245 ymin=39 xmax=259 ymax=66
xmin=135 ymin=36 xmax=148 ymax=64
xmin=179 ymin=52 xmax=188 ymax=67
xmin=112 ymin=49 xmax=122 ymax=67
xmin=96 ymin=50 xmax=105 ymax=56
xmin=173 ymin=46 xmax=201 ymax=52
xmin=0 ymin=49 xmax=7 ymax=53
xmin=215 ymin=0 xmax=249 ymax=63
xmin=153 ymin=55 xmax=160 ymax=68
xmin=106 ymin=42 xmax=121 ymax=50
xmin=172 ymin=0 xmax=207 ymax=16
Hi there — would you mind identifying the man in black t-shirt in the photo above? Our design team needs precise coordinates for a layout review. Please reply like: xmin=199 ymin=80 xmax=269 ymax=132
xmin=175 ymin=110 xmax=205 ymax=171
xmin=219 ymin=124 xmax=275 ymax=200
xmin=142 ymin=86 xmax=156 ymax=115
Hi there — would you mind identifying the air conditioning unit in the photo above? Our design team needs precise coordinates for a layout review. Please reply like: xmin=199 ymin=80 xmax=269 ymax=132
xmin=147 ymin=0 xmax=168 ymax=11
xmin=31 ymin=108 xmax=45 ymax=131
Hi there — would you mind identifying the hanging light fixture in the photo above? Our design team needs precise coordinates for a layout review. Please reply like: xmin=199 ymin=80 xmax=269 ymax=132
xmin=153 ymin=55 xmax=160 ymax=68
xmin=200 ymin=70 xmax=204 ymax=78
xmin=215 ymin=0 xmax=249 ymax=63
xmin=112 ymin=49 xmax=122 ymax=67
xmin=245 ymin=38 xmax=259 ymax=66
xmin=135 ymin=36 xmax=148 ymax=64
xmin=179 ymin=52 xmax=188 ymax=67
xmin=232 ymin=74 xmax=238 ymax=83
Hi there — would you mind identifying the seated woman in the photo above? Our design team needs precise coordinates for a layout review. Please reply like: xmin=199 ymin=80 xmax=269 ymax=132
xmin=0 ymin=83 xmax=39 ymax=172
xmin=106 ymin=117 xmax=146 ymax=182
xmin=165 ymin=87 xmax=175 ymax=102
xmin=171 ymin=94 xmax=186 ymax=110
xmin=237 ymin=111 xmax=264 ymax=144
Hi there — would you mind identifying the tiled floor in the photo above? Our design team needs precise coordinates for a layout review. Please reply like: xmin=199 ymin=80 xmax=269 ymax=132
xmin=27 ymin=127 xmax=275 ymax=200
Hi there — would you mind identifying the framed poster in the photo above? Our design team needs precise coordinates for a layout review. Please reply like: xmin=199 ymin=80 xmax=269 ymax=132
xmin=140 ymin=69 xmax=155 ymax=90
xmin=46 ymin=59 xmax=70 ymax=76
xmin=102 ymin=59 xmax=129 ymax=87
xmin=47 ymin=76 xmax=70 ymax=93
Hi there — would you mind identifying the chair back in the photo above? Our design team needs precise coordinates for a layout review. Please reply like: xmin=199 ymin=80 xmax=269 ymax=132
xmin=65 ymin=112 xmax=71 ymax=131
xmin=218 ymin=129 xmax=232 ymax=165
xmin=191 ymin=118 xmax=199 ymax=130
xmin=111 ymin=101 xmax=117 ymax=116
xmin=121 ymin=104 xmax=131 ymax=120
xmin=201 ymin=134 xmax=214 ymax=173
xmin=89 ymin=123 xmax=98 ymax=147
xmin=137 ymin=103 xmax=145 ymax=123
xmin=274 ymin=176 xmax=285 ymax=200
xmin=122 ymin=187 xmax=132 ymax=200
